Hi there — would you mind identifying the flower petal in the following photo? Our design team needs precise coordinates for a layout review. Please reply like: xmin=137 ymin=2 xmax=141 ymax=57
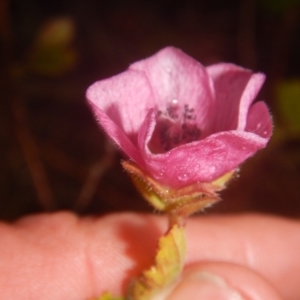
xmin=86 ymin=47 xmax=272 ymax=191
xmin=130 ymin=47 xmax=215 ymax=132
xmin=246 ymin=101 xmax=273 ymax=138
xmin=207 ymin=63 xmax=265 ymax=132
xmin=86 ymin=69 xmax=155 ymax=139
xmin=88 ymin=104 xmax=145 ymax=166
xmin=137 ymin=109 xmax=157 ymax=155
xmin=142 ymin=130 xmax=269 ymax=189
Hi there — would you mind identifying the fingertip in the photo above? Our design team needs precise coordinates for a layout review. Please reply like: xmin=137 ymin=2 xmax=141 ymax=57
xmin=167 ymin=262 xmax=282 ymax=300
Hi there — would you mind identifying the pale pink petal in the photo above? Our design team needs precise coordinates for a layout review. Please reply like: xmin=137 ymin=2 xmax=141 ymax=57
xmin=137 ymin=109 xmax=157 ymax=155
xmin=207 ymin=63 xmax=265 ymax=132
xmin=89 ymin=104 xmax=145 ymax=167
xmin=238 ymin=73 xmax=266 ymax=130
xmin=143 ymin=130 xmax=269 ymax=189
xmin=130 ymin=47 xmax=215 ymax=132
xmin=86 ymin=69 xmax=155 ymax=138
xmin=246 ymin=101 xmax=273 ymax=138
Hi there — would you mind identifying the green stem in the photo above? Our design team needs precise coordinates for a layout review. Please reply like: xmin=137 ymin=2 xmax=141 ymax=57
xmin=168 ymin=212 xmax=185 ymax=229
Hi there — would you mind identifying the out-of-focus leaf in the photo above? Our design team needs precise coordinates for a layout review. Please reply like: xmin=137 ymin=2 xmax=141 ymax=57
xmin=27 ymin=17 xmax=78 ymax=76
xmin=276 ymin=79 xmax=300 ymax=134
xmin=35 ymin=17 xmax=75 ymax=48
xmin=128 ymin=224 xmax=186 ymax=300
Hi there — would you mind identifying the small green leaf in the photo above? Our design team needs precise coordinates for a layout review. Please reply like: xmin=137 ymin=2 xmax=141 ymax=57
xmin=127 ymin=224 xmax=186 ymax=300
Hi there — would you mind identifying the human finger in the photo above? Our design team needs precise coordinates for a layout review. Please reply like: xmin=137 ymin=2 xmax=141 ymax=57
xmin=0 ymin=212 xmax=299 ymax=299
xmin=168 ymin=262 xmax=282 ymax=300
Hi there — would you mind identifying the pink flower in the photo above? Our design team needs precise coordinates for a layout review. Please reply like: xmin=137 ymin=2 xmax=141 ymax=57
xmin=86 ymin=47 xmax=272 ymax=189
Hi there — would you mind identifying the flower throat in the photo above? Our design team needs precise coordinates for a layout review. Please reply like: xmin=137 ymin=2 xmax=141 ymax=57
xmin=149 ymin=101 xmax=201 ymax=154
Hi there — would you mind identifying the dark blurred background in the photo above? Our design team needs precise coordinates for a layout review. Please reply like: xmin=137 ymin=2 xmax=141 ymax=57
xmin=1 ymin=0 xmax=300 ymax=221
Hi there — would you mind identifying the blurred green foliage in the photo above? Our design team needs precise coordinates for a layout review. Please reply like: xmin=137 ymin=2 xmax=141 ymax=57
xmin=27 ymin=17 xmax=77 ymax=76
xmin=277 ymin=79 xmax=300 ymax=135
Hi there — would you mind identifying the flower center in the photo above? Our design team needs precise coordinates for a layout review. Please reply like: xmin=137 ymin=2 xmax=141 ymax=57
xmin=149 ymin=102 xmax=201 ymax=153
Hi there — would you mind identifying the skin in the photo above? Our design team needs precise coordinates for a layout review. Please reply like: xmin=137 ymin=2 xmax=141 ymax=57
xmin=0 ymin=212 xmax=299 ymax=299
